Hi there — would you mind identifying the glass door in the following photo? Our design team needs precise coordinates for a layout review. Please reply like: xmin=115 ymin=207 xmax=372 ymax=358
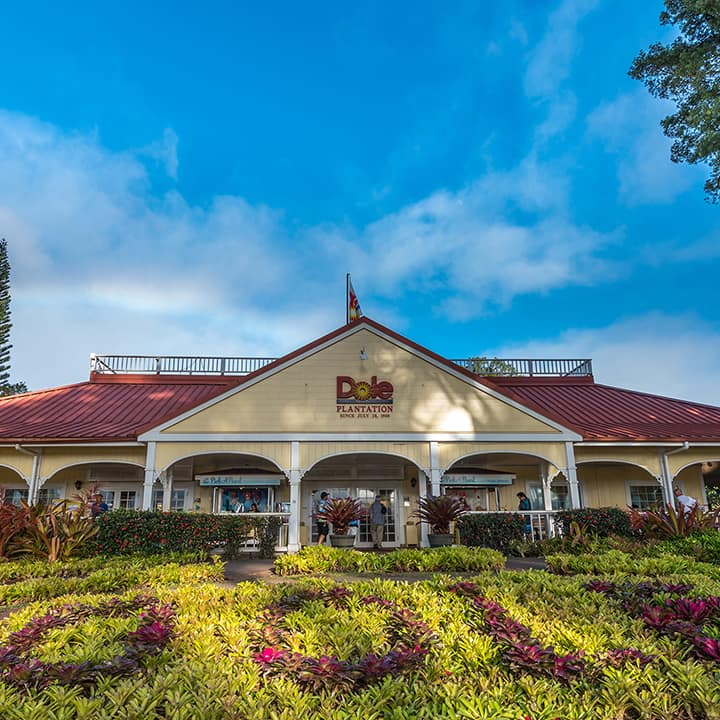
xmin=304 ymin=484 xmax=401 ymax=547
xmin=354 ymin=487 xmax=397 ymax=548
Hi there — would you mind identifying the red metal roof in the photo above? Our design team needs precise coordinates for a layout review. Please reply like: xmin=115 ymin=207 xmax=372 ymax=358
xmin=0 ymin=375 xmax=239 ymax=442
xmin=1 ymin=318 xmax=719 ymax=444
xmin=490 ymin=376 xmax=720 ymax=442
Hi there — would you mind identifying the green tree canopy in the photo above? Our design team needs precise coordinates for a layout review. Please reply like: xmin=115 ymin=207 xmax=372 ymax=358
xmin=0 ymin=238 xmax=27 ymax=396
xmin=629 ymin=0 xmax=720 ymax=201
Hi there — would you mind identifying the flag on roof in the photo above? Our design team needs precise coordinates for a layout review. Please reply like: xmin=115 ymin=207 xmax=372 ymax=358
xmin=347 ymin=274 xmax=362 ymax=323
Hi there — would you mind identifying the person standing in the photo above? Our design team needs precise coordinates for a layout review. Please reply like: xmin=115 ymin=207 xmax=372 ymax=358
xmin=369 ymin=495 xmax=387 ymax=549
xmin=91 ymin=493 xmax=108 ymax=517
xmin=674 ymin=486 xmax=697 ymax=514
xmin=517 ymin=491 xmax=532 ymax=534
xmin=316 ymin=492 xmax=330 ymax=545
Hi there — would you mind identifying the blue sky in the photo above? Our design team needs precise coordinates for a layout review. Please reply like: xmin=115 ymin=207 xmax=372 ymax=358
xmin=1 ymin=0 xmax=719 ymax=404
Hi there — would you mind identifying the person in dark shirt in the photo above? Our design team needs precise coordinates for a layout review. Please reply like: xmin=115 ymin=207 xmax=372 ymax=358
xmin=517 ymin=491 xmax=531 ymax=533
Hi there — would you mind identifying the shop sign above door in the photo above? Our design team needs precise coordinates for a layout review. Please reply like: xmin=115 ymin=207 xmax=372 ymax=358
xmin=336 ymin=375 xmax=394 ymax=419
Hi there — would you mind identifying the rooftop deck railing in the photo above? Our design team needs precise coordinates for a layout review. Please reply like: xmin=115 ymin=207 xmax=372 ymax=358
xmin=91 ymin=354 xmax=593 ymax=378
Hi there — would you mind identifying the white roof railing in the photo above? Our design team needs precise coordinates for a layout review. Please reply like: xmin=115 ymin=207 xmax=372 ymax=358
xmin=90 ymin=353 xmax=593 ymax=378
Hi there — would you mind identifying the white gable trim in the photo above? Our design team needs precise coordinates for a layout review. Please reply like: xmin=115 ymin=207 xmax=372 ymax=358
xmin=137 ymin=323 xmax=582 ymax=441
xmin=138 ymin=431 xmax=581 ymax=442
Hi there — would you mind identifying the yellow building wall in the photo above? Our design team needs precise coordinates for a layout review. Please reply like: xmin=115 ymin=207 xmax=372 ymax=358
xmin=155 ymin=442 xmax=291 ymax=473
xmin=668 ymin=448 xmax=720 ymax=477
xmin=161 ymin=330 xmax=565 ymax=435
xmin=674 ymin=465 xmax=704 ymax=500
xmin=0 ymin=449 xmax=34 ymax=479
xmin=300 ymin=441 xmax=429 ymax=471
xmin=575 ymin=447 xmax=662 ymax=477
xmin=40 ymin=447 xmax=146 ymax=480
xmin=578 ymin=463 xmax=660 ymax=508
xmin=438 ymin=441 xmax=566 ymax=473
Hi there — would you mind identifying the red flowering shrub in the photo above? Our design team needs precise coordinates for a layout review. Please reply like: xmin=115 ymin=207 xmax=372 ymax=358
xmin=88 ymin=510 xmax=257 ymax=555
xmin=555 ymin=507 xmax=634 ymax=538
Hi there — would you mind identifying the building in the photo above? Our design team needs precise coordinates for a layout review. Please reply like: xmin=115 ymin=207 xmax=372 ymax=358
xmin=1 ymin=317 xmax=718 ymax=550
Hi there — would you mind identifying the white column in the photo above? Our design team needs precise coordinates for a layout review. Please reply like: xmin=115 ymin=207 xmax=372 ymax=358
xmin=419 ymin=469 xmax=429 ymax=548
xmin=161 ymin=469 xmax=174 ymax=512
xmin=287 ymin=441 xmax=301 ymax=552
xmin=659 ymin=450 xmax=676 ymax=510
xmin=564 ymin=442 xmax=581 ymax=509
xmin=541 ymin=461 xmax=555 ymax=537
xmin=142 ymin=442 xmax=157 ymax=510
xmin=541 ymin=462 xmax=553 ymax=512
xmin=429 ymin=441 xmax=442 ymax=495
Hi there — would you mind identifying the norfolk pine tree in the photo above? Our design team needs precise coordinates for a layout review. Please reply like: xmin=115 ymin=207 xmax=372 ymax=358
xmin=629 ymin=0 xmax=720 ymax=201
xmin=0 ymin=239 xmax=27 ymax=396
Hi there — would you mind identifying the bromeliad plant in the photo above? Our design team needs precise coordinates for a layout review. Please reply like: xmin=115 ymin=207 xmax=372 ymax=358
xmin=629 ymin=503 xmax=720 ymax=538
xmin=585 ymin=579 xmax=720 ymax=664
xmin=0 ymin=595 xmax=175 ymax=690
xmin=249 ymin=585 xmax=436 ymax=692
xmin=316 ymin=497 xmax=365 ymax=536
xmin=411 ymin=495 xmax=468 ymax=535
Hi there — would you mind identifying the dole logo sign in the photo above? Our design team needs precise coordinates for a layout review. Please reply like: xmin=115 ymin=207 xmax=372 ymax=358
xmin=336 ymin=375 xmax=394 ymax=404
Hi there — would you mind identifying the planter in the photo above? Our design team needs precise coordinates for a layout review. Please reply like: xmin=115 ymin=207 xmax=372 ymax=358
xmin=428 ymin=533 xmax=453 ymax=547
xmin=330 ymin=534 xmax=356 ymax=548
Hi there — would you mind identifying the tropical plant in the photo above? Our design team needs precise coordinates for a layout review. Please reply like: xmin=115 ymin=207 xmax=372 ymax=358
xmin=554 ymin=507 xmax=635 ymax=538
xmin=411 ymin=495 xmax=468 ymax=535
xmin=457 ymin=511 xmax=526 ymax=551
xmin=0 ymin=500 xmax=32 ymax=559
xmin=469 ymin=356 xmax=518 ymax=376
xmin=16 ymin=500 xmax=99 ymax=562
xmin=629 ymin=502 xmax=720 ymax=538
xmin=316 ymin=496 xmax=365 ymax=536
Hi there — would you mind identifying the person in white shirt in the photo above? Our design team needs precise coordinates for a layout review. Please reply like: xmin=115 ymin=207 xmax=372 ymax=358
xmin=674 ymin=487 xmax=697 ymax=514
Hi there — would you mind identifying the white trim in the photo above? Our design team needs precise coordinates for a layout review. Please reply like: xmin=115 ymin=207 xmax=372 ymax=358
xmin=1 ymin=442 xmax=144 ymax=448
xmin=137 ymin=323 xmax=582 ymax=439
xmin=565 ymin=442 xmax=581 ymax=509
xmin=139 ymin=431 xmax=581 ymax=443
xmin=578 ymin=442 xmax=720 ymax=447
xmin=142 ymin=442 xmax=157 ymax=511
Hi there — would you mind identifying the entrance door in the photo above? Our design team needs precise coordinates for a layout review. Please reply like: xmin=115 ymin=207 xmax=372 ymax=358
xmin=305 ymin=483 xmax=402 ymax=547
xmin=354 ymin=487 xmax=398 ymax=548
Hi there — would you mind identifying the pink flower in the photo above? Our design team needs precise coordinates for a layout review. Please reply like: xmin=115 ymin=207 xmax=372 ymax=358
xmin=254 ymin=647 xmax=285 ymax=664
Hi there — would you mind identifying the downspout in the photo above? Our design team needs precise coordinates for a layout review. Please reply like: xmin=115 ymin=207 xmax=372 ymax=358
xmin=660 ymin=442 xmax=690 ymax=509
xmin=14 ymin=444 xmax=42 ymax=504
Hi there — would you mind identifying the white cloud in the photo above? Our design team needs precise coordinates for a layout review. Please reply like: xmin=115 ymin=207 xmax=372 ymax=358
xmin=0 ymin=109 xmax=619 ymax=390
xmin=587 ymin=90 xmax=702 ymax=205
xmin=487 ymin=313 xmax=720 ymax=406
xmin=524 ymin=0 xmax=600 ymax=101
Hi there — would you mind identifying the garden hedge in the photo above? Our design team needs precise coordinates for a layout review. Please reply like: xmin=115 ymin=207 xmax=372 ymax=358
xmin=89 ymin=510 xmax=281 ymax=557
xmin=554 ymin=506 xmax=634 ymax=537
xmin=456 ymin=512 xmax=526 ymax=551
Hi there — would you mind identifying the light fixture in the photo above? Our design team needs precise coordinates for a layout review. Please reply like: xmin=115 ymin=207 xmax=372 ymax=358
xmin=360 ymin=348 xmax=368 ymax=361
xmin=410 ymin=477 xmax=417 ymax=488
xmin=74 ymin=480 xmax=83 ymax=490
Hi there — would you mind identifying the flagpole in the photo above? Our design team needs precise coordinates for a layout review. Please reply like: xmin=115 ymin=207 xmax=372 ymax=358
xmin=346 ymin=273 xmax=350 ymax=324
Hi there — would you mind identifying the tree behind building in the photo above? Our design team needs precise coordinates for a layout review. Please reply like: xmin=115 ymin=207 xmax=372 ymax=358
xmin=0 ymin=239 xmax=27 ymax=396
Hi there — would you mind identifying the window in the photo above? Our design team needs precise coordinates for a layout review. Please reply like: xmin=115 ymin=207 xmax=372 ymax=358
xmin=551 ymin=485 xmax=570 ymax=510
xmin=38 ymin=488 xmax=62 ymax=505
xmin=152 ymin=488 xmax=187 ymax=511
xmin=118 ymin=491 xmax=137 ymax=509
xmin=6 ymin=488 xmax=29 ymax=507
xmin=629 ymin=484 xmax=663 ymax=511
xmin=99 ymin=490 xmax=115 ymax=510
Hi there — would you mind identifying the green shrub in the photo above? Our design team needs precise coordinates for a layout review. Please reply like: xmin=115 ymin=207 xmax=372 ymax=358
xmin=545 ymin=549 xmax=720 ymax=580
xmin=89 ymin=510 xmax=270 ymax=556
xmin=554 ymin=507 xmax=634 ymax=538
xmin=653 ymin=531 xmax=720 ymax=564
xmin=456 ymin=512 xmax=526 ymax=551
xmin=273 ymin=545 xmax=504 ymax=576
